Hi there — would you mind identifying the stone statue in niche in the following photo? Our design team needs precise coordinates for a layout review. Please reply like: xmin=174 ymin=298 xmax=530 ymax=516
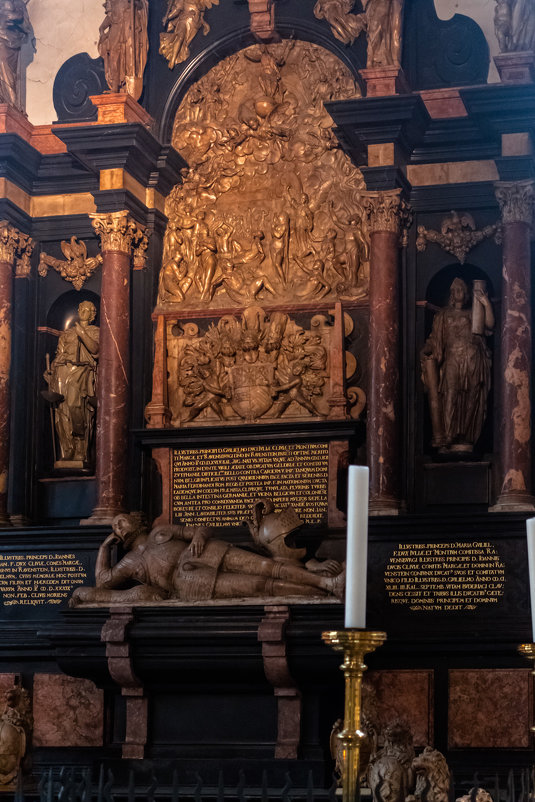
xmin=69 ymin=512 xmax=346 ymax=606
xmin=43 ymin=301 xmax=99 ymax=469
xmin=98 ymin=0 xmax=149 ymax=100
xmin=160 ymin=0 xmax=219 ymax=69
xmin=0 ymin=684 xmax=32 ymax=788
xmin=0 ymin=0 xmax=33 ymax=109
xmin=420 ymin=278 xmax=494 ymax=453
xmin=362 ymin=0 xmax=403 ymax=67
xmin=494 ymin=0 xmax=535 ymax=53
xmin=157 ymin=40 xmax=369 ymax=309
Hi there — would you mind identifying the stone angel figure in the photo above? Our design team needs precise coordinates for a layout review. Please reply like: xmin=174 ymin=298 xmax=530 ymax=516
xmin=313 ymin=0 xmax=366 ymax=46
xmin=0 ymin=0 xmax=33 ymax=109
xmin=98 ymin=0 xmax=149 ymax=100
xmin=160 ymin=0 xmax=219 ymax=70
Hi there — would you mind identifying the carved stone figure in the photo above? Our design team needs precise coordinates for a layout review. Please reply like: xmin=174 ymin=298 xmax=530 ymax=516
xmin=408 ymin=747 xmax=451 ymax=802
xmin=245 ymin=497 xmax=343 ymax=575
xmin=69 ymin=512 xmax=345 ymax=606
xmin=38 ymin=237 xmax=103 ymax=291
xmin=367 ymin=721 xmax=415 ymax=802
xmin=98 ymin=0 xmax=149 ymax=100
xmin=494 ymin=0 xmax=535 ymax=52
xmin=43 ymin=301 xmax=99 ymax=469
xmin=0 ymin=0 xmax=33 ymax=109
xmin=313 ymin=0 xmax=366 ymax=46
xmin=0 ymin=685 xmax=32 ymax=788
xmin=456 ymin=789 xmax=493 ymax=802
xmin=160 ymin=0 xmax=219 ymax=69
xmin=420 ymin=278 xmax=494 ymax=453
xmin=157 ymin=40 xmax=369 ymax=308
xmin=361 ymin=0 xmax=403 ymax=67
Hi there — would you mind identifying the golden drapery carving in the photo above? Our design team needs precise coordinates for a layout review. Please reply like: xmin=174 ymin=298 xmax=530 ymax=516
xmin=158 ymin=40 xmax=369 ymax=309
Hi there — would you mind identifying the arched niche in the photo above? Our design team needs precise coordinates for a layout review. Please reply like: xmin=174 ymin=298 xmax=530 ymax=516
xmin=46 ymin=289 xmax=101 ymax=332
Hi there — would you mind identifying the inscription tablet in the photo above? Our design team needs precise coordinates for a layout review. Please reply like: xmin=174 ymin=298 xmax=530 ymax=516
xmin=172 ymin=443 xmax=329 ymax=526
xmin=0 ymin=553 xmax=87 ymax=607
xmin=384 ymin=542 xmax=505 ymax=612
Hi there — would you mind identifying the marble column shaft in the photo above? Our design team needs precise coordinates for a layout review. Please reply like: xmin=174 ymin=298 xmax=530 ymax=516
xmin=493 ymin=180 xmax=535 ymax=510
xmin=363 ymin=190 xmax=407 ymax=515
xmin=0 ymin=223 xmax=32 ymax=525
xmin=88 ymin=212 xmax=147 ymax=523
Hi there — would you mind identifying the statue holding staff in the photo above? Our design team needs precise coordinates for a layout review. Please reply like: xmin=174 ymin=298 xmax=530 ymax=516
xmin=420 ymin=278 xmax=494 ymax=453
xmin=98 ymin=0 xmax=149 ymax=100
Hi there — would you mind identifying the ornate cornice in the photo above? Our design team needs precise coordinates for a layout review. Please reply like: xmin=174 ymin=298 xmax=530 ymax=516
xmin=90 ymin=211 xmax=149 ymax=256
xmin=0 ymin=221 xmax=34 ymax=277
xmin=361 ymin=189 xmax=410 ymax=236
xmin=495 ymin=180 xmax=535 ymax=226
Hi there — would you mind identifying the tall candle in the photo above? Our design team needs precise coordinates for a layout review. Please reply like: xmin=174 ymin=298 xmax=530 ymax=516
xmin=526 ymin=518 xmax=535 ymax=642
xmin=345 ymin=465 xmax=369 ymax=629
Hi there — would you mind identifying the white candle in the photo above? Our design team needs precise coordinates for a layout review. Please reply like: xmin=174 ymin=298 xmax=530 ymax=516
xmin=345 ymin=465 xmax=369 ymax=629
xmin=527 ymin=518 xmax=535 ymax=642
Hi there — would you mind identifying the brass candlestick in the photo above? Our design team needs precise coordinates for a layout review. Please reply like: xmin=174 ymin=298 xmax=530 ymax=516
xmin=323 ymin=629 xmax=387 ymax=802
xmin=518 ymin=642 xmax=535 ymax=733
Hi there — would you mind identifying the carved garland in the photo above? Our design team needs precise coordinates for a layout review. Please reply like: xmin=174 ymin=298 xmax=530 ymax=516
xmin=416 ymin=211 xmax=502 ymax=264
xmin=38 ymin=237 xmax=103 ymax=290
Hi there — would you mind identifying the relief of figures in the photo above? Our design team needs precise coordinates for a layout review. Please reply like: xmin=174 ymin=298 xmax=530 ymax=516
xmin=43 ymin=301 xmax=99 ymax=469
xmin=420 ymin=278 xmax=494 ymax=453
xmin=157 ymin=40 xmax=369 ymax=310
xmin=98 ymin=0 xmax=149 ymax=100
xmin=0 ymin=0 xmax=33 ymax=109
xmin=160 ymin=0 xmax=219 ymax=70
xmin=69 ymin=510 xmax=345 ymax=606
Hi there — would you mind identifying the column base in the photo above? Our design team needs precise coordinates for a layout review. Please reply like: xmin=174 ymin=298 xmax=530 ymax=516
xmin=0 ymin=513 xmax=12 ymax=528
xmin=9 ymin=514 xmax=32 ymax=527
xmin=489 ymin=491 xmax=535 ymax=513
xmin=80 ymin=506 xmax=126 ymax=526
xmin=369 ymin=496 xmax=400 ymax=517
xmin=494 ymin=51 xmax=535 ymax=84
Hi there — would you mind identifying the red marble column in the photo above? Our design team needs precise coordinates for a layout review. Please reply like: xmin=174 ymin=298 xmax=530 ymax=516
xmin=85 ymin=212 xmax=147 ymax=524
xmin=362 ymin=190 xmax=407 ymax=516
xmin=492 ymin=180 xmax=535 ymax=511
xmin=0 ymin=223 xmax=32 ymax=526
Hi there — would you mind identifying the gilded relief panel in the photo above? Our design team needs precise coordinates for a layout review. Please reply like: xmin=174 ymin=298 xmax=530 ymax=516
xmin=159 ymin=41 xmax=368 ymax=309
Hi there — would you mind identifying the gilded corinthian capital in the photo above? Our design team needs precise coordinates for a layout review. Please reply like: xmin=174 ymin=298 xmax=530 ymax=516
xmin=90 ymin=211 xmax=149 ymax=256
xmin=495 ymin=180 xmax=535 ymax=226
xmin=361 ymin=189 xmax=409 ymax=235
xmin=0 ymin=221 xmax=34 ymax=276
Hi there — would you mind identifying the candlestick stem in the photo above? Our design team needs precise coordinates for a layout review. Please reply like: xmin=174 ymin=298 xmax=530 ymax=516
xmin=323 ymin=629 xmax=386 ymax=802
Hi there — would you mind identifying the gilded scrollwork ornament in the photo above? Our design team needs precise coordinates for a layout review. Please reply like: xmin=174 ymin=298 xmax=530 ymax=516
xmin=90 ymin=211 xmax=149 ymax=256
xmin=160 ymin=0 xmax=219 ymax=69
xmin=0 ymin=221 xmax=34 ymax=277
xmin=495 ymin=179 xmax=535 ymax=226
xmin=158 ymin=40 xmax=370 ymax=309
xmin=38 ymin=237 xmax=103 ymax=290
xmin=416 ymin=211 xmax=502 ymax=265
